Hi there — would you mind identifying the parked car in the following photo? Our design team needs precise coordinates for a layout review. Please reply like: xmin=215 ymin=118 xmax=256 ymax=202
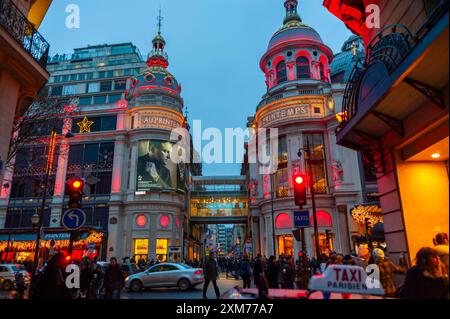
xmin=96 ymin=261 xmax=140 ymax=278
xmin=0 ymin=264 xmax=30 ymax=291
xmin=125 ymin=263 xmax=204 ymax=292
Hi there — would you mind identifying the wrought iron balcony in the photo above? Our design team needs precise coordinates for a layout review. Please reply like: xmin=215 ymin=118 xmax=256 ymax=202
xmin=336 ymin=24 xmax=415 ymax=133
xmin=0 ymin=0 xmax=50 ymax=68
xmin=336 ymin=0 xmax=450 ymax=134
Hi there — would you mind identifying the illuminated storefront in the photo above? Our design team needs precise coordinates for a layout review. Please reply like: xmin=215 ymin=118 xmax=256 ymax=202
xmin=0 ymin=229 xmax=105 ymax=262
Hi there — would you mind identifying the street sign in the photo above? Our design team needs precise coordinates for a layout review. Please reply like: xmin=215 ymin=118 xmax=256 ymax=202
xmin=62 ymin=208 xmax=86 ymax=230
xmin=294 ymin=210 xmax=310 ymax=228
xmin=88 ymin=242 xmax=95 ymax=253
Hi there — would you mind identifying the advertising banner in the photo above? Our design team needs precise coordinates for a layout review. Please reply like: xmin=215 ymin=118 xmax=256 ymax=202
xmin=137 ymin=140 xmax=185 ymax=191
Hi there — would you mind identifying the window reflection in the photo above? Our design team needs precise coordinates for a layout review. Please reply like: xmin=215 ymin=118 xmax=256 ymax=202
xmin=304 ymin=133 xmax=328 ymax=194
xmin=190 ymin=198 xmax=248 ymax=217
xmin=276 ymin=136 xmax=289 ymax=198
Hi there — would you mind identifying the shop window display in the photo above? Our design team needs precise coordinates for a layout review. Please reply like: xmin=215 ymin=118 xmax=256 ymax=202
xmin=156 ymin=239 xmax=169 ymax=262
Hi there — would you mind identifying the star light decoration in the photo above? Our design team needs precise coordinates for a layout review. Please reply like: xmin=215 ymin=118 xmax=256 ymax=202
xmin=77 ymin=116 xmax=94 ymax=133
xmin=117 ymin=98 xmax=128 ymax=109
xmin=351 ymin=205 xmax=383 ymax=226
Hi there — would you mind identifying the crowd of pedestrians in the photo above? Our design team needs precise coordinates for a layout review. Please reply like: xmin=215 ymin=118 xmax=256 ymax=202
xmin=2 ymin=232 xmax=448 ymax=299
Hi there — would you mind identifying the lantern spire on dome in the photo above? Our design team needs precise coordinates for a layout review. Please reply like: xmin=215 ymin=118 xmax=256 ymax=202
xmin=283 ymin=0 xmax=302 ymax=25
xmin=147 ymin=8 xmax=169 ymax=69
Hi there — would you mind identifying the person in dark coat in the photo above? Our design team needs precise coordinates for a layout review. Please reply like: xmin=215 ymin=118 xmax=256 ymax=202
xmin=253 ymin=254 xmax=264 ymax=289
xmin=240 ymin=254 xmax=253 ymax=289
xmin=278 ymin=255 xmax=294 ymax=289
xmin=402 ymin=247 xmax=448 ymax=299
xmin=202 ymin=252 xmax=220 ymax=299
xmin=32 ymin=252 xmax=67 ymax=299
xmin=266 ymin=256 xmax=279 ymax=289
xmin=104 ymin=257 xmax=125 ymax=299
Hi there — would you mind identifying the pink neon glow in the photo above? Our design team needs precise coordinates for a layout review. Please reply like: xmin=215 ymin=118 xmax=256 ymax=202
xmin=275 ymin=213 xmax=292 ymax=229
xmin=160 ymin=215 xmax=170 ymax=228
xmin=310 ymin=210 xmax=333 ymax=227
xmin=136 ymin=215 xmax=147 ymax=227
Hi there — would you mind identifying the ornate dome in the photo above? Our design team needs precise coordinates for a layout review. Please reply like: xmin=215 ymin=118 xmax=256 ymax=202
xmin=126 ymin=13 xmax=182 ymax=101
xmin=267 ymin=1 xmax=324 ymax=52
xmin=268 ymin=23 xmax=324 ymax=51
xmin=129 ymin=65 xmax=181 ymax=98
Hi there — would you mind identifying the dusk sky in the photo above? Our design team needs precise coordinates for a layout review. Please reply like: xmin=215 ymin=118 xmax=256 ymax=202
xmin=39 ymin=0 xmax=352 ymax=176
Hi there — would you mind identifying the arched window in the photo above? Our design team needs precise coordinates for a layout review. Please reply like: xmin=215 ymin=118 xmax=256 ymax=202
xmin=310 ymin=210 xmax=333 ymax=227
xmin=276 ymin=61 xmax=287 ymax=84
xmin=275 ymin=213 xmax=292 ymax=229
xmin=320 ymin=63 xmax=327 ymax=82
xmin=296 ymin=57 xmax=310 ymax=79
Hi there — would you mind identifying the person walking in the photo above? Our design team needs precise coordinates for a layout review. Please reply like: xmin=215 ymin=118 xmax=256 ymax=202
xmin=266 ymin=256 xmax=279 ymax=289
xmin=371 ymin=248 xmax=406 ymax=297
xmin=402 ymin=247 xmax=449 ymax=299
xmin=433 ymin=233 xmax=449 ymax=275
xmin=278 ymin=255 xmax=294 ymax=289
xmin=240 ymin=254 xmax=253 ymax=289
xmin=31 ymin=252 xmax=67 ymax=299
xmin=87 ymin=264 xmax=104 ymax=299
xmin=104 ymin=257 xmax=125 ymax=299
xmin=253 ymin=254 xmax=264 ymax=289
xmin=202 ymin=252 xmax=221 ymax=299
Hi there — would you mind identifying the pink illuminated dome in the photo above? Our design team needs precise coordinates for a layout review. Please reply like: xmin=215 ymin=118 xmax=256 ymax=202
xmin=260 ymin=0 xmax=334 ymax=92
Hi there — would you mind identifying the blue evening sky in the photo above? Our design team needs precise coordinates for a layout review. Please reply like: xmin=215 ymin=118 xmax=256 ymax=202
xmin=39 ymin=0 xmax=351 ymax=176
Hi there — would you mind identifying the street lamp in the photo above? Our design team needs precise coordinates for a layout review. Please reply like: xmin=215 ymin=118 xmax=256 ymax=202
xmin=31 ymin=213 xmax=40 ymax=228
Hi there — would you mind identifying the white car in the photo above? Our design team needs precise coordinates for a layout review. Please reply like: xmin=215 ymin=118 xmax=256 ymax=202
xmin=125 ymin=263 xmax=204 ymax=292
xmin=0 ymin=264 xmax=30 ymax=290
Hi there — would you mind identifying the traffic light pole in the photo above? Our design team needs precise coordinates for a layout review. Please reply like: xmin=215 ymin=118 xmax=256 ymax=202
xmin=270 ymin=173 xmax=277 ymax=257
xmin=305 ymin=140 xmax=321 ymax=260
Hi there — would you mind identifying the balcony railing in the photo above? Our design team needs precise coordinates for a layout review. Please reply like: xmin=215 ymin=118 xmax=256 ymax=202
xmin=0 ymin=0 xmax=50 ymax=68
xmin=336 ymin=24 xmax=415 ymax=132
xmin=337 ymin=0 xmax=450 ymax=133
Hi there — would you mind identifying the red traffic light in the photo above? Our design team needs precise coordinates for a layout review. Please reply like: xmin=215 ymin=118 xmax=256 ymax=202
xmin=69 ymin=178 xmax=84 ymax=190
xmin=294 ymin=176 xmax=304 ymax=184
xmin=293 ymin=174 xmax=307 ymax=207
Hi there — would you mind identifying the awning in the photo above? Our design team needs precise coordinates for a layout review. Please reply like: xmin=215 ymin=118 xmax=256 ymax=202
xmin=0 ymin=232 xmax=90 ymax=242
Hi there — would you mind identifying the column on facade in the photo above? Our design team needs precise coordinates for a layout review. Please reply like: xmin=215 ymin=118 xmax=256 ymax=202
xmin=0 ymin=72 xmax=20 ymax=185
xmin=287 ymin=61 xmax=296 ymax=81
xmin=111 ymin=135 xmax=126 ymax=197
xmin=50 ymin=118 xmax=72 ymax=227
xmin=0 ymin=128 xmax=19 ymax=227
xmin=107 ymin=204 xmax=123 ymax=260
xmin=127 ymin=141 xmax=138 ymax=200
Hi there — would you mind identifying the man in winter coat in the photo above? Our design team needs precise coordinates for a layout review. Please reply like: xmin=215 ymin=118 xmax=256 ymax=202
xmin=202 ymin=252 xmax=220 ymax=299
xmin=240 ymin=254 xmax=253 ymax=288
xmin=32 ymin=253 xmax=67 ymax=299
xmin=278 ymin=256 xmax=294 ymax=289
xmin=104 ymin=257 xmax=125 ymax=299
xmin=253 ymin=254 xmax=264 ymax=289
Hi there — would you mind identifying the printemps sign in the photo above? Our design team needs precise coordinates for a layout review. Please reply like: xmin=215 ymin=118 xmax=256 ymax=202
xmin=135 ymin=108 xmax=184 ymax=131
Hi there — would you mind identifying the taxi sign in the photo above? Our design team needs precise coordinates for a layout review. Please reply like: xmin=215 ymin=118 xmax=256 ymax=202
xmin=308 ymin=264 xmax=384 ymax=296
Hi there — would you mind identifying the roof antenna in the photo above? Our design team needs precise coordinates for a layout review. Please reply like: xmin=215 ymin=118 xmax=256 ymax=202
xmin=157 ymin=6 xmax=163 ymax=35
